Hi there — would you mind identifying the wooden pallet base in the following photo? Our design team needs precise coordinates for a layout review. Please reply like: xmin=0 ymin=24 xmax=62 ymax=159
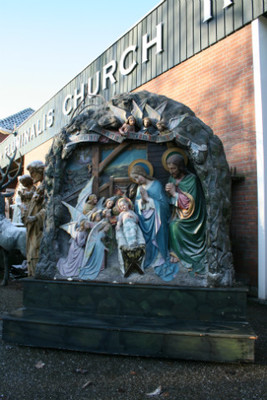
xmin=2 ymin=279 xmax=257 ymax=363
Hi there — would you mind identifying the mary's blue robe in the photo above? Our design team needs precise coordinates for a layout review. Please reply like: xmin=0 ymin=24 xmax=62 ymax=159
xmin=135 ymin=180 xmax=178 ymax=281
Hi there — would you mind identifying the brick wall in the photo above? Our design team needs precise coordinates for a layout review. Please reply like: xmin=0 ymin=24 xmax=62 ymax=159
xmin=134 ymin=25 xmax=258 ymax=286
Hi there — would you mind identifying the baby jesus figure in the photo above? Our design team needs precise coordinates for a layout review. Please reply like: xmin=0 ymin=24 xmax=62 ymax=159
xmin=116 ymin=197 xmax=144 ymax=249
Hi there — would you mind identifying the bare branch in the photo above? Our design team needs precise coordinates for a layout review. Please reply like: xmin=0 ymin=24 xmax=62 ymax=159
xmin=0 ymin=149 xmax=23 ymax=191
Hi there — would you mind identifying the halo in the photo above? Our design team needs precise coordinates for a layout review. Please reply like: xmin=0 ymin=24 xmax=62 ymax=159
xmin=116 ymin=196 xmax=133 ymax=210
xmin=128 ymin=159 xmax=154 ymax=182
xmin=161 ymin=147 xmax=188 ymax=171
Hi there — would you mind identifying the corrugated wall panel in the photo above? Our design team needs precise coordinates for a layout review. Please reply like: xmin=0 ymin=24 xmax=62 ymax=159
xmin=201 ymin=1 xmax=209 ymax=49
xmin=187 ymin=0 xmax=194 ymax=58
xmin=118 ymin=37 xmax=124 ymax=96
xmin=122 ymin=33 xmax=129 ymax=94
xmin=156 ymin=5 xmax=164 ymax=76
xmin=136 ymin=22 xmax=143 ymax=88
xmin=193 ymin=0 xmax=201 ymax=54
xmin=233 ymin=0 xmax=243 ymax=30
xmin=243 ymin=0 xmax=253 ymax=24
xmin=141 ymin=14 xmax=148 ymax=85
xmin=180 ymin=0 xmax=187 ymax=61
xmin=253 ymin=0 xmax=264 ymax=18
xmin=173 ymin=0 xmax=181 ymax=64
xmin=151 ymin=9 xmax=158 ymax=79
xmin=225 ymin=0 xmax=235 ymax=35
xmin=209 ymin=0 xmax=218 ymax=45
xmin=162 ymin=0 xmax=169 ymax=71
xmin=127 ymin=28 xmax=135 ymax=92
xmin=217 ymin=0 xmax=226 ymax=40
xmin=168 ymin=0 xmax=175 ymax=69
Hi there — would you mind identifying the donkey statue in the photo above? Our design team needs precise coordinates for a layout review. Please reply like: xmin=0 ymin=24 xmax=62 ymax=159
xmin=0 ymin=151 xmax=26 ymax=285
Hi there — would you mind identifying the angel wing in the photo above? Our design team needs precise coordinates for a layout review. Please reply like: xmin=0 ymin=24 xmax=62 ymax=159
xmin=108 ymin=104 xmax=128 ymax=125
xmin=62 ymin=201 xmax=84 ymax=223
xmin=131 ymin=100 xmax=146 ymax=127
xmin=76 ymin=177 xmax=94 ymax=213
xmin=59 ymin=221 xmax=77 ymax=239
xmin=168 ymin=114 xmax=188 ymax=130
xmin=144 ymin=103 xmax=162 ymax=125
xmin=155 ymin=100 xmax=168 ymax=117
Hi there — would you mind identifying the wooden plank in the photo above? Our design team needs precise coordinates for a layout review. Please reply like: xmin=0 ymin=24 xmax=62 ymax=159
xmin=99 ymin=142 xmax=130 ymax=174
xmin=2 ymin=281 xmax=256 ymax=363
xmin=187 ymin=0 xmax=194 ymax=58
xmin=233 ymin=0 xmax=243 ymax=30
xmin=148 ymin=142 xmax=169 ymax=182
xmin=3 ymin=314 xmax=256 ymax=362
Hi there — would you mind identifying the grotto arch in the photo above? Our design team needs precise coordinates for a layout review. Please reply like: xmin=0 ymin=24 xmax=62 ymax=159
xmin=36 ymin=91 xmax=234 ymax=287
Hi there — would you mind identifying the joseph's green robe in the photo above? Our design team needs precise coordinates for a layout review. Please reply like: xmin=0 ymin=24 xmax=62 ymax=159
xmin=168 ymin=173 xmax=206 ymax=272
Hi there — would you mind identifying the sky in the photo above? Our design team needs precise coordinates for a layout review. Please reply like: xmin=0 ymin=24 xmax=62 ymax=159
xmin=0 ymin=0 xmax=161 ymax=119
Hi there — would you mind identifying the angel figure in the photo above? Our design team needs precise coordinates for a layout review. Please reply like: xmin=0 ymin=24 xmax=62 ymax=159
xmin=119 ymin=115 xmax=137 ymax=136
xmin=102 ymin=196 xmax=118 ymax=225
xmin=156 ymin=121 xmax=170 ymax=136
xmin=79 ymin=220 xmax=111 ymax=280
xmin=140 ymin=117 xmax=157 ymax=136
xmin=82 ymin=193 xmax=98 ymax=216
xmin=56 ymin=219 xmax=91 ymax=278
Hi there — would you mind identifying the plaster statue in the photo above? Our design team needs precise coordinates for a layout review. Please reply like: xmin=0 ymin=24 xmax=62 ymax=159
xmin=116 ymin=198 xmax=142 ymax=247
xmin=102 ymin=196 xmax=118 ymax=225
xmin=10 ymin=182 xmax=23 ymax=225
xmin=18 ymin=175 xmax=35 ymax=224
xmin=156 ymin=121 xmax=170 ymax=136
xmin=36 ymin=91 xmax=233 ymax=287
xmin=25 ymin=161 xmax=45 ymax=276
xmin=115 ymin=197 xmax=145 ymax=276
xmin=129 ymin=164 xmax=178 ymax=281
xmin=56 ymin=219 xmax=90 ymax=278
xmin=79 ymin=220 xmax=110 ymax=280
xmin=119 ymin=115 xmax=137 ymax=136
xmin=139 ymin=117 xmax=157 ymax=135
xmin=82 ymin=193 xmax=98 ymax=216
xmin=165 ymin=154 xmax=206 ymax=273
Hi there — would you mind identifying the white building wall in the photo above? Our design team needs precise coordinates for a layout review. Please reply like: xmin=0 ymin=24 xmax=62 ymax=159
xmin=252 ymin=17 xmax=267 ymax=300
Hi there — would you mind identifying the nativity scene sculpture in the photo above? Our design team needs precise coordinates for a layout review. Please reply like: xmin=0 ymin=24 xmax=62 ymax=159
xmin=35 ymin=90 xmax=234 ymax=287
